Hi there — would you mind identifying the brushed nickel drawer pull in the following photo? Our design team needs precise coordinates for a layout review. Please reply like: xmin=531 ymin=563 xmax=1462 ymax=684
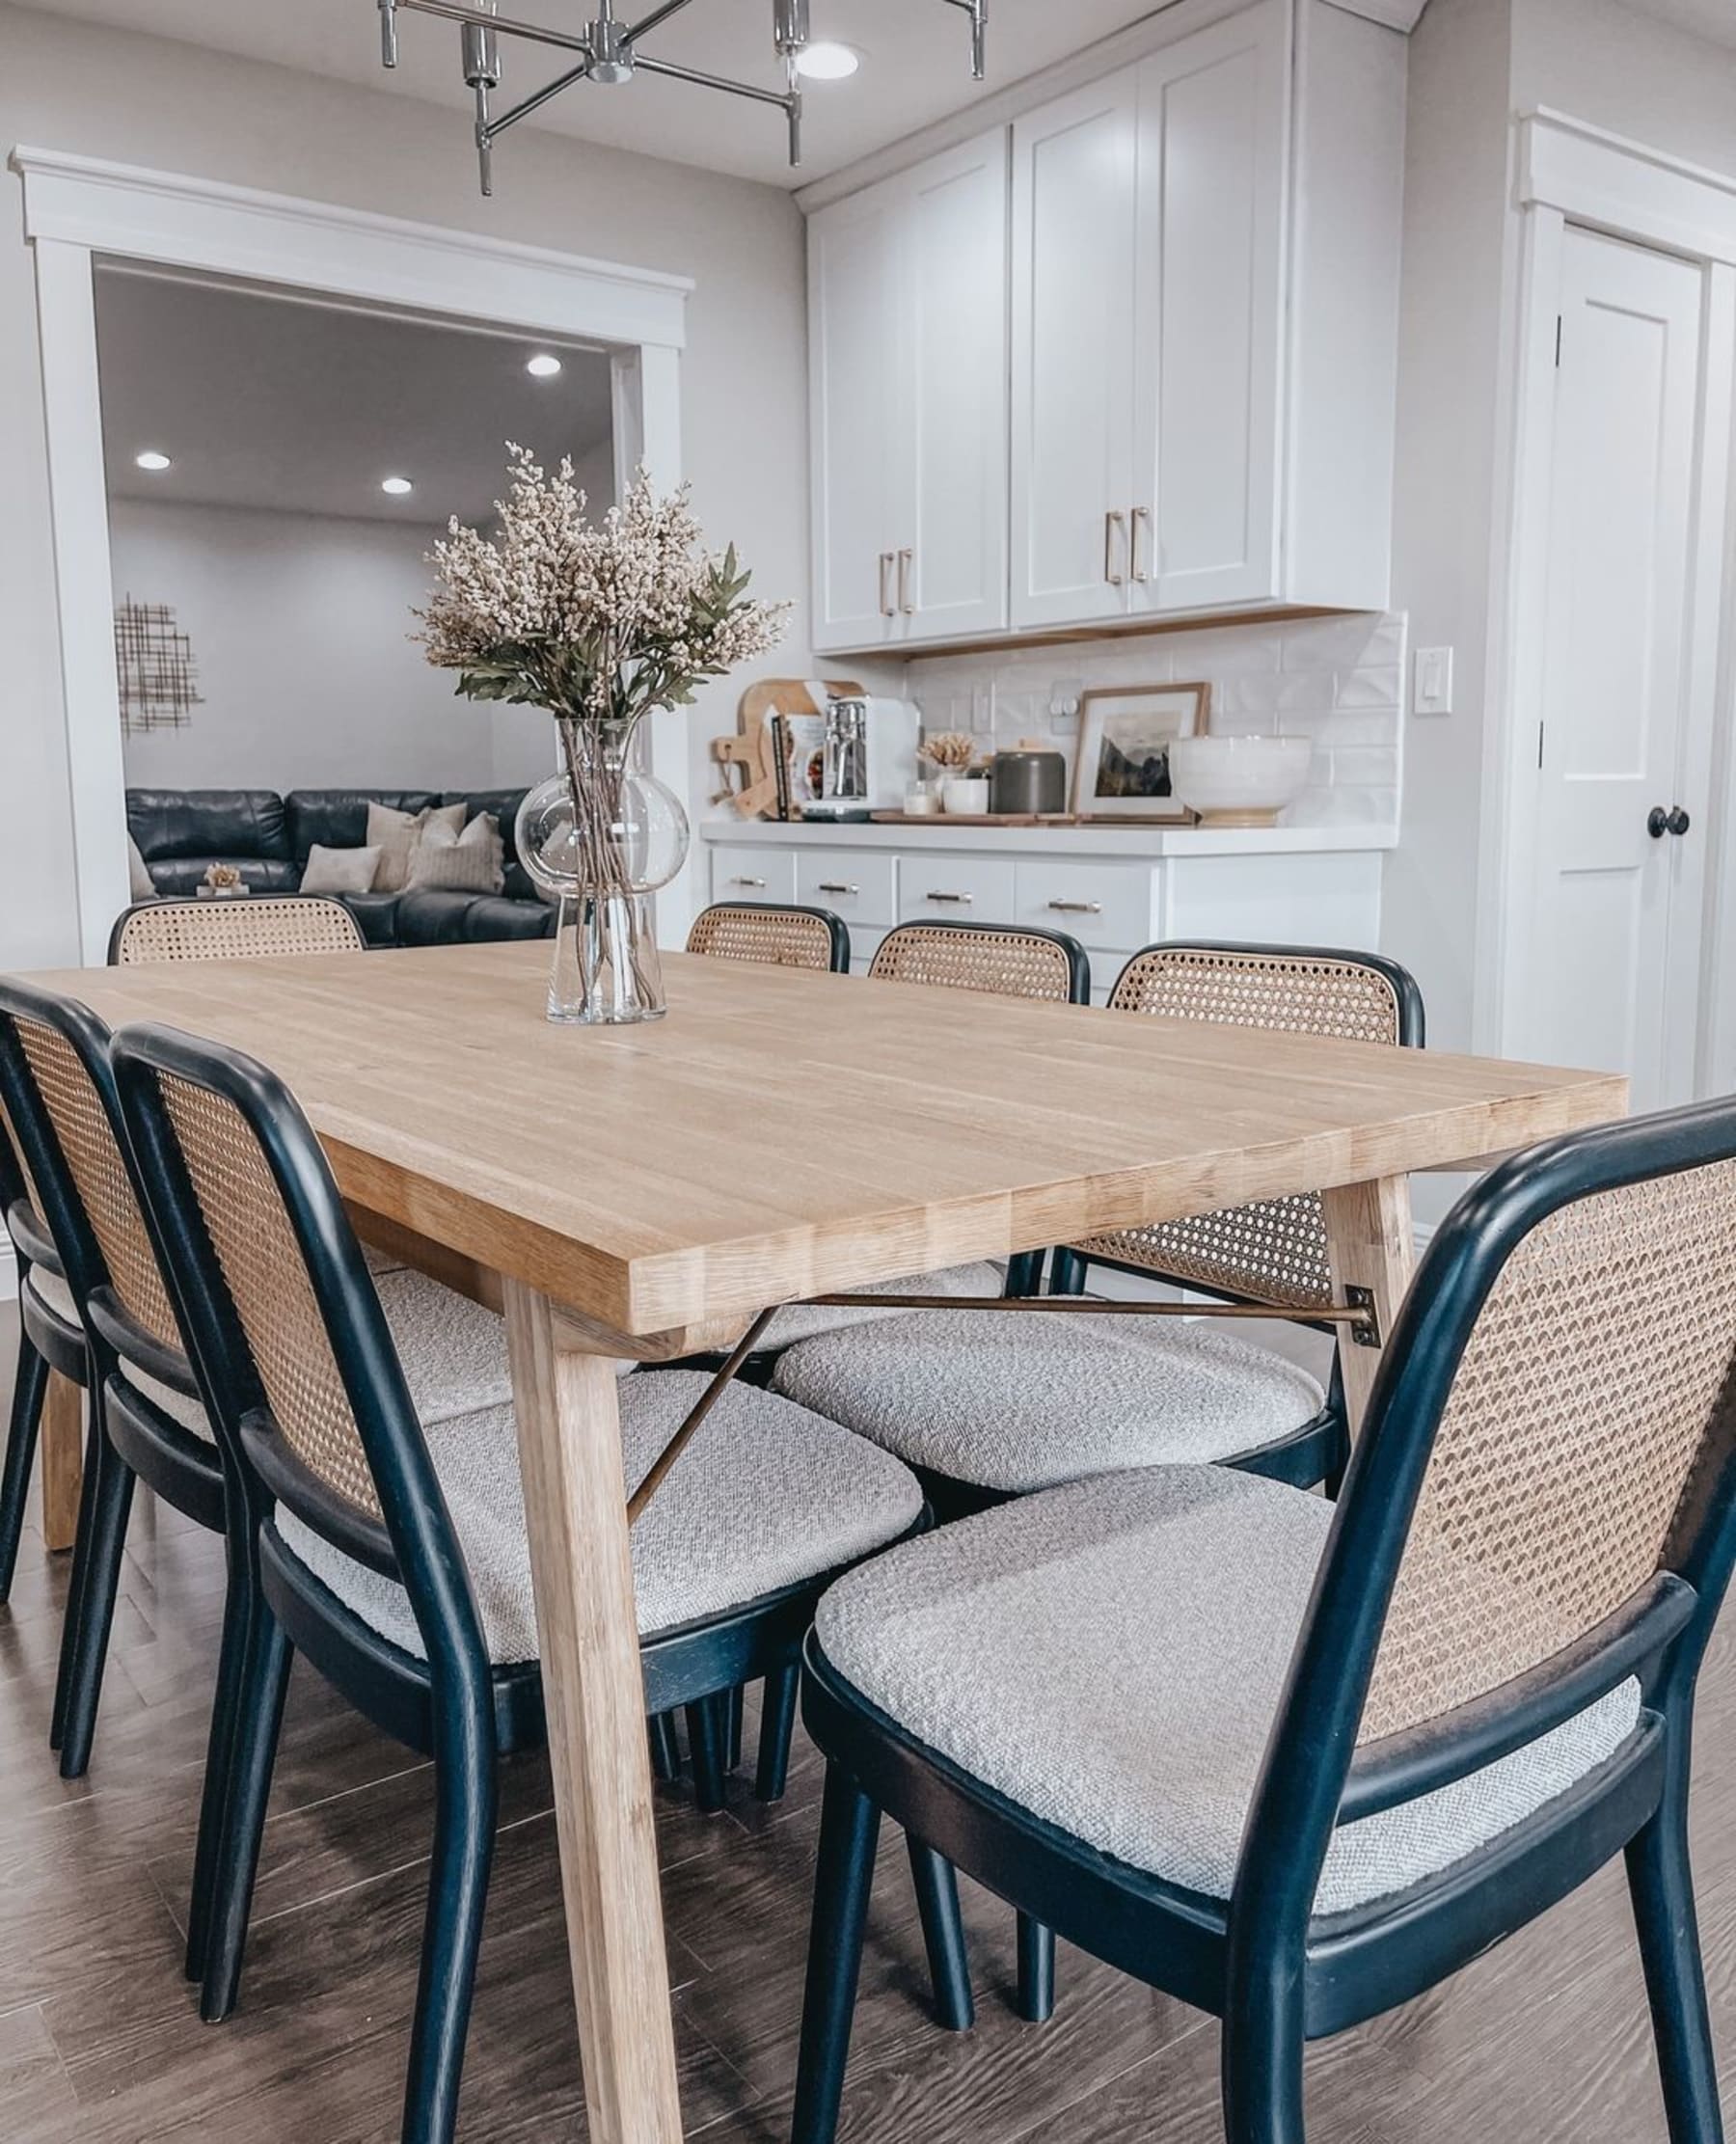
xmin=1103 ymin=509 xmax=1126 ymax=587
xmin=897 ymin=547 xmax=915 ymax=615
xmin=728 ymin=875 xmax=767 ymax=888
xmin=816 ymin=881 xmax=859 ymax=895
xmin=1047 ymin=899 xmax=1103 ymax=914
xmin=925 ymin=890 xmax=972 ymax=905
xmin=1130 ymin=506 xmax=1151 ymax=584
xmin=878 ymin=551 xmax=895 ymax=618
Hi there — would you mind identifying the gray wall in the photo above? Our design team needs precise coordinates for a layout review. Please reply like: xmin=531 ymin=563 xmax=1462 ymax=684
xmin=0 ymin=1 xmax=810 ymax=972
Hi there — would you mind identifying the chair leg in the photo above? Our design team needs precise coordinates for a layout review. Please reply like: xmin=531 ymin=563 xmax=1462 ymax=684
xmin=906 ymin=1838 xmax=974 ymax=2031
xmin=184 ymin=1558 xmax=257 ymax=1984
xmin=791 ymin=1760 xmax=883 ymax=2144
xmin=726 ymin=1683 xmax=745 ymax=1773
xmin=1221 ymin=1981 xmax=1306 ymax=2144
xmin=0 ymin=1331 xmax=48 ymax=1601
xmin=686 ymin=1694 xmax=728 ymax=1813
xmin=1627 ymin=1753 xmax=1724 ymax=2144
xmin=755 ymin=1660 xmax=800 ymax=1803
xmin=648 ymin=1709 xmax=682 ymax=1783
xmin=1048 ymin=1249 xmax=1088 ymax=1297
xmin=54 ymin=1428 xmax=136 ymax=1779
xmin=1016 ymin=1913 xmax=1055 ymax=2023
xmin=1003 ymin=1251 xmax=1044 ymax=1298
xmin=401 ymin=1722 xmax=499 ymax=2144
xmin=199 ymin=1602 xmax=293 ymax=2022
xmin=47 ymin=1387 xmax=97 ymax=1754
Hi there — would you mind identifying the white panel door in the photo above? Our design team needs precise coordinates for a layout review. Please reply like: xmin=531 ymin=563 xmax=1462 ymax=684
xmin=808 ymin=185 xmax=903 ymax=651
xmin=1515 ymin=230 xmax=1708 ymax=1112
xmin=1131 ymin=1 xmax=1286 ymax=614
xmin=900 ymin=130 xmax=1010 ymax=645
xmin=1010 ymin=73 xmax=1139 ymax=629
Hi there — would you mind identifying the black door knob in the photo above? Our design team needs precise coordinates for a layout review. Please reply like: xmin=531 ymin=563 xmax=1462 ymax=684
xmin=1668 ymin=806 xmax=1692 ymax=837
xmin=1648 ymin=806 xmax=1669 ymax=838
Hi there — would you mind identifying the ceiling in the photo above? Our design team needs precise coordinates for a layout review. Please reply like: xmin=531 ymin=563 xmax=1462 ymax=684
xmin=1617 ymin=0 xmax=1736 ymax=50
xmin=95 ymin=266 xmax=617 ymax=525
xmin=19 ymin=0 xmax=1174 ymax=186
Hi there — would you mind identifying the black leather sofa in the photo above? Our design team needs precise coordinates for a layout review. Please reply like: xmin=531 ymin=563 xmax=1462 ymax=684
xmin=125 ymin=788 xmax=556 ymax=948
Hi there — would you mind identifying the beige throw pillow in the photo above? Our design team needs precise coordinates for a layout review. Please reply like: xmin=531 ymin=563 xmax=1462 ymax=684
xmin=301 ymin=843 xmax=382 ymax=896
xmin=126 ymin=834 xmax=154 ymax=903
xmin=366 ymin=801 xmax=466 ymax=892
xmin=405 ymin=812 xmax=506 ymax=896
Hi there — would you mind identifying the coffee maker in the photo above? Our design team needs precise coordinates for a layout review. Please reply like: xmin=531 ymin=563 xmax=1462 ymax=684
xmin=800 ymin=692 xmax=922 ymax=819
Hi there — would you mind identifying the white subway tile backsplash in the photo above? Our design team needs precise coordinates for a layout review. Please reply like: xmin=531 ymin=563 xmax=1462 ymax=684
xmin=904 ymin=611 xmax=1404 ymax=829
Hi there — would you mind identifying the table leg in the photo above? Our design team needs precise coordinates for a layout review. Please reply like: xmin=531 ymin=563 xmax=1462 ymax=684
xmin=1321 ymin=1175 xmax=1415 ymax=1436
xmin=502 ymin=1279 xmax=684 ymax=2144
xmin=40 ymin=1371 xmax=83 ymax=1553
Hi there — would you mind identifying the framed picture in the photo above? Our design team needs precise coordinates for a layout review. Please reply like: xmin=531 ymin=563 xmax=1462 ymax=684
xmin=1070 ymin=682 xmax=1210 ymax=822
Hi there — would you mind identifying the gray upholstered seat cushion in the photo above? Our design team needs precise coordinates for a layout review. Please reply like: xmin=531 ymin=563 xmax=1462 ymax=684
xmin=762 ymin=1261 xmax=1007 ymax=1348
xmin=772 ymin=1307 xmax=1326 ymax=1489
xmin=374 ymin=1267 xmax=514 ymax=1425
xmin=276 ymin=1371 xmax=924 ymax=1664
xmin=814 ymin=1466 xmax=1641 ymax=1914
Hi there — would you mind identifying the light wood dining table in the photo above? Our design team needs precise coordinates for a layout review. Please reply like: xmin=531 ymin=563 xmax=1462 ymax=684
xmin=21 ymin=939 xmax=1626 ymax=2143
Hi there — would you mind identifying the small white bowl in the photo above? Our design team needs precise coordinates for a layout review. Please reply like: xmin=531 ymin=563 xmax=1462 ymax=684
xmin=941 ymin=777 xmax=991 ymax=815
xmin=1167 ymin=736 xmax=1314 ymax=827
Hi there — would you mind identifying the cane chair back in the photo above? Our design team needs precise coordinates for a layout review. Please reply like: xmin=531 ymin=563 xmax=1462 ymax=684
xmin=1073 ymin=942 xmax=1423 ymax=1311
xmin=109 ymin=896 xmax=366 ymax=965
xmin=687 ymin=903 xmax=850 ymax=974
xmin=868 ymin=922 xmax=1089 ymax=1004
xmin=1358 ymin=1156 xmax=1736 ymax=1744
xmin=0 ymin=988 xmax=180 ymax=1354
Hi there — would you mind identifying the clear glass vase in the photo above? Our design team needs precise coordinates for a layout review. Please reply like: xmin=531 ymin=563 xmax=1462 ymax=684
xmin=515 ymin=715 xmax=690 ymax=1026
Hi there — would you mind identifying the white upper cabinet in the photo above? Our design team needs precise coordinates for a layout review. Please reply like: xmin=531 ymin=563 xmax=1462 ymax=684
xmin=809 ymin=130 xmax=1009 ymax=651
xmin=808 ymin=0 xmax=1405 ymax=651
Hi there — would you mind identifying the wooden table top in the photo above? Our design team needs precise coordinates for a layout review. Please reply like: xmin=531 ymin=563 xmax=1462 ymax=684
xmin=24 ymin=942 xmax=1628 ymax=1335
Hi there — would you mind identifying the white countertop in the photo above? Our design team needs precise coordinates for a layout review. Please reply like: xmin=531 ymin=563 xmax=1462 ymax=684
xmin=700 ymin=818 xmax=1396 ymax=858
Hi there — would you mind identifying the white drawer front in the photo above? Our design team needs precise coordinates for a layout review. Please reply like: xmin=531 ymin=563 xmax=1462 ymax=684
xmin=797 ymin=851 xmax=899 ymax=927
xmin=710 ymin=846 xmax=796 ymax=905
xmin=1013 ymin=859 xmax=1154 ymax=953
xmin=898 ymin=855 xmax=1017 ymax=926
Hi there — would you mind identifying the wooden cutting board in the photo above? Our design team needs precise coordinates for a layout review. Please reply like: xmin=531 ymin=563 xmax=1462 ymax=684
xmin=712 ymin=678 xmax=863 ymax=820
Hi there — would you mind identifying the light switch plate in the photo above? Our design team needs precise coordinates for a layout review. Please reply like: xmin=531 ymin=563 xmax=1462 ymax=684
xmin=1414 ymin=646 xmax=1453 ymax=717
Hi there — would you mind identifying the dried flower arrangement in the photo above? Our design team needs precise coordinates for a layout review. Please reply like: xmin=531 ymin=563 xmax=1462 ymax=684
xmin=917 ymin=730 xmax=985 ymax=775
xmin=415 ymin=446 xmax=790 ymax=1022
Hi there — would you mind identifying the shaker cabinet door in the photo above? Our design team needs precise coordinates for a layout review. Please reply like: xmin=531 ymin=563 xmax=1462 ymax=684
xmin=809 ymin=185 xmax=904 ymax=651
xmin=1130 ymin=1 xmax=1287 ymax=615
xmin=1010 ymin=73 xmax=1140 ymax=630
xmin=901 ymin=131 xmax=1010 ymax=645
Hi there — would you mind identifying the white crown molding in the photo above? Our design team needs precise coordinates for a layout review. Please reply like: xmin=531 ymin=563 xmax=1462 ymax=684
xmin=1322 ymin=0 xmax=1428 ymax=31
xmin=11 ymin=146 xmax=693 ymax=349
xmin=1516 ymin=105 xmax=1736 ymax=265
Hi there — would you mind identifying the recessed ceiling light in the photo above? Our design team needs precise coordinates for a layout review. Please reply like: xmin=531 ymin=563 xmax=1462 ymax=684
xmin=380 ymin=475 xmax=415 ymax=497
xmin=526 ymin=352 xmax=563 ymax=378
xmin=794 ymin=40 xmax=860 ymax=80
xmin=135 ymin=449 xmax=173 ymax=472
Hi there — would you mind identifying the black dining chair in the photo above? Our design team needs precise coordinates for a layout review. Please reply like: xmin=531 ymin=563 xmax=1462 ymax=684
xmin=109 ymin=1017 xmax=929 ymax=2144
xmin=790 ymin=1096 xmax=1736 ymax=2144
xmin=687 ymin=899 xmax=852 ymax=973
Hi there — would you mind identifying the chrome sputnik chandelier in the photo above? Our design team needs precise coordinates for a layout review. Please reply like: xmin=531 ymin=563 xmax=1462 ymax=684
xmin=376 ymin=0 xmax=990 ymax=194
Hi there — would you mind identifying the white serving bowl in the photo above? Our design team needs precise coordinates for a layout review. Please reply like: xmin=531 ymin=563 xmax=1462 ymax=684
xmin=1167 ymin=736 xmax=1314 ymax=827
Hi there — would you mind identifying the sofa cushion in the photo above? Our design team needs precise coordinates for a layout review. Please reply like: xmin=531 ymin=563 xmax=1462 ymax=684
xmin=148 ymin=858 xmax=302 ymax=897
xmin=406 ymin=814 xmax=505 ymax=895
xmin=336 ymin=891 xmax=405 ymax=948
xmin=301 ymin=843 xmax=382 ymax=896
xmin=127 ymin=789 xmax=291 ymax=865
xmin=283 ymin=790 xmax=441 ymax=863
xmin=394 ymin=889 xmax=555 ymax=945
xmin=442 ymin=787 xmax=536 ymax=901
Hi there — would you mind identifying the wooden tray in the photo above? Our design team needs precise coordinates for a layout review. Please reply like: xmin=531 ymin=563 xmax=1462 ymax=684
xmin=869 ymin=810 xmax=1080 ymax=827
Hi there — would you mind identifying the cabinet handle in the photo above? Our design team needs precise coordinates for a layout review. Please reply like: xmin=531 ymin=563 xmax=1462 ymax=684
xmin=924 ymin=890 xmax=973 ymax=905
xmin=1103 ymin=509 xmax=1126 ymax=587
xmin=816 ymin=881 xmax=859 ymax=895
xmin=897 ymin=547 xmax=915 ymax=615
xmin=728 ymin=875 xmax=768 ymax=888
xmin=1130 ymin=506 xmax=1151 ymax=584
xmin=1046 ymin=899 xmax=1102 ymax=914
xmin=878 ymin=551 xmax=895 ymax=618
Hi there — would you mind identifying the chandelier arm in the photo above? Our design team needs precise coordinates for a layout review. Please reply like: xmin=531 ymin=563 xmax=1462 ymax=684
xmin=625 ymin=0 xmax=701 ymax=44
xmin=484 ymin=54 xmax=596 ymax=140
xmin=393 ymin=0 xmax=591 ymax=60
xmin=631 ymin=49 xmax=799 ymax=114
xmin=941 ymin=0 xmax=987 ymax=79
xmin=379 ymin=0 xmax=399 ymax=66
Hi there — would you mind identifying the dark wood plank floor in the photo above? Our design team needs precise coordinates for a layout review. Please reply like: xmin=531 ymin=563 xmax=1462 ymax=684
xmin=1 ymin=1302 xmax=1731 ymax=2142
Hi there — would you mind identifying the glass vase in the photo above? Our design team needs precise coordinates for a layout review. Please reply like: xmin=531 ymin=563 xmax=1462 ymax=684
xmin=515 ymin=715 xmax=690 ymax=1026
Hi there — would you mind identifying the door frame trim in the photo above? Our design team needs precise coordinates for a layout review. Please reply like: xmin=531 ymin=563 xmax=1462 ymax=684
xmin=1478 ymin=110 xmax=1736 ymax=1097
xmin=11 ymin=145 xmax=693 ymax=963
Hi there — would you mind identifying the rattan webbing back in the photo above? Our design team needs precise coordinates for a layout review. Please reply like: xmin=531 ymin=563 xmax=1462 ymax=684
xmin=111 ymin=896 xmax=366 ymax=965
xmin=1074 ymin=945 xmax=1409 ymax=1311
xmin=688 ymin=903 xmax=841 ymax=972
xmin=157 ymin=1072 xmax=382 ymax=1521
xmin=1360 ymin=1158 xmax=1736 ymax=1745
xmin=13 ymin=1016 xmax=179 ymax=1351
xmin=869 ymin=923 xmax=1078 ymax=1002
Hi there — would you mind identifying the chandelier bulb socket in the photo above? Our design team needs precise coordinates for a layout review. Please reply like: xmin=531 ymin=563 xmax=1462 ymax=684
xmin=588 ymin=8 xmax=635 ymax=83
xmin=773 ymin=0 xmax=811 ymax=57
xmin=378 ymin=0 xmax=398 ymax=68
xmin=461 ymin=17 xmax=502 ymax=88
